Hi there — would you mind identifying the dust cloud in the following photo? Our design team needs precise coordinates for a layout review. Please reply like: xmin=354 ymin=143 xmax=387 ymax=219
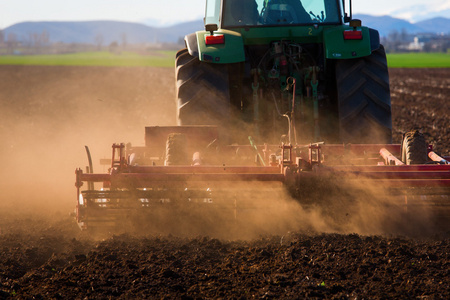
xmin=0 ymin=65 xmax=176 ymax=217
xmin=0 ymin=65 xmax=445 ymax=240
xmin=84 ymin=176 xmax=444 ymax=240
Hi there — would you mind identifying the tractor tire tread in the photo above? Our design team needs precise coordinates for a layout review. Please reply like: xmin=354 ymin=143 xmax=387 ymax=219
xmin=335 ymin=45 xmax=392 ymax=144
xmin=175 ymin=48 xmax=231 ymax=126
xmin=402 ymin=131 xmax=428 ymax=165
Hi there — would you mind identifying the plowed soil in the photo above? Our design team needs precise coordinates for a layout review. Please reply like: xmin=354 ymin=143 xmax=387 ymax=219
xmin=0 ymin=66 xmax=449 ymax=299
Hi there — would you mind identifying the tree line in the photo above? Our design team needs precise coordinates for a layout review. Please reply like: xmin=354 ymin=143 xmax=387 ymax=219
xmin=381 ymin=29 xmax=449 ymax=53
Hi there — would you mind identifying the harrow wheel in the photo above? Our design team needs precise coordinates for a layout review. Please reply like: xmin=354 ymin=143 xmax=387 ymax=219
xmin=164 ymin=133 xmax=189 ymax=166
xmin=402 ymin=130 xmax=428 ymax=165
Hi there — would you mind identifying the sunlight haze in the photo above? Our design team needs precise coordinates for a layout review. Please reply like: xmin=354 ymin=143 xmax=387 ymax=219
xmin=0 ymin=0 xmax=448 ymax=29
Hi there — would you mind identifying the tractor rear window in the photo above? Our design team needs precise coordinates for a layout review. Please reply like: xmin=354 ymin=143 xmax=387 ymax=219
xmin=222 ymin=0 xmax=341 ymax=27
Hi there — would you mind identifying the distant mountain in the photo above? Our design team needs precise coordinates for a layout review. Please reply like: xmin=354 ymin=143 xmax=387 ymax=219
xmin=415 ymin=17 xmax=450 ymax=35
xmin=4 ymin=21 xmax=155 ymax=44
xmin=355 ymin=14 xmax=419 ymax=37
xmin=2 ymin=16 xmax=448 ymax=45
xmin=158 ymin=20 xmax=204 ymax=43
xmin=390 ymin=5 xmax=450 ymax=23
xmin=3 ymin=20 xmax=204 ymax=45
xmin=355 ymin=14 xmax=450 ymax=37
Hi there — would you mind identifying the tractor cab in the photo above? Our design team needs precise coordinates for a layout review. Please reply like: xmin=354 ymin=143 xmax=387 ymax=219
xmin=206 ymin=0 xmax=345 ymax=28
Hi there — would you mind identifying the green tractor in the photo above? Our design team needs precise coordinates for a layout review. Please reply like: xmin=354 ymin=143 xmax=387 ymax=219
xmin=176 ymin=0 xmax=392 ymax=145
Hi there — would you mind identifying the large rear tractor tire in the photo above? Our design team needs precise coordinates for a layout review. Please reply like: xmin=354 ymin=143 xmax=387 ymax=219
xmin=175 ymin=49 xmax=231 ymax=127
xmin=401 ymin=130 xmax=428 ymax=165
xmin=335 ymin=45 xmax=392 ymax=144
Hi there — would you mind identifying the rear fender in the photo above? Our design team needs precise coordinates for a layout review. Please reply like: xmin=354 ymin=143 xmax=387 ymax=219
xmin=324 ymin=26 xmax=380 ymax=59
xmin=185 ymin=29 xmax=245 ymax=64
xmin=185 ymin=33 xmax=199 ymax=58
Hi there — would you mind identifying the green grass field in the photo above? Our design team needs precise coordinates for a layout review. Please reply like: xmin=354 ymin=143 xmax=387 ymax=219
xmin=386 ymin=52 xmax=450 ymax=68
xmin=0 ymin=51 xmax=177 ymax=67
xmin=0 ymin=51 xmax=448 ymax=68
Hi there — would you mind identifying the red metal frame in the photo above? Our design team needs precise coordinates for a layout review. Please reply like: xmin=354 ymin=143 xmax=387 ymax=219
xmin=76 ymin=143 xmax=450 ymax=189
xmin=75 ymin=141 xmax=450 ymax=228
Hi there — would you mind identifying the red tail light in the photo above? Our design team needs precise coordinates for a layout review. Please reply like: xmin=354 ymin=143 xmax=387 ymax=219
xmin=205 ymin=34 xmax=225 ymax=45
xmin=343 ymin=30 xmax=363 ymax=40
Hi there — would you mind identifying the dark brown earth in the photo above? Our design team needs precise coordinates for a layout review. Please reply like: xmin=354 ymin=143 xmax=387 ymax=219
xmin=390 ymin=68 xmax=450 ymax=156
xmin=0 ymin=66 xmax=449 ymax=299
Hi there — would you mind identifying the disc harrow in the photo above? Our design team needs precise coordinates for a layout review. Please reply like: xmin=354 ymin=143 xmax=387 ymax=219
xmin=75 ymin=126 xmax=450 ymax=232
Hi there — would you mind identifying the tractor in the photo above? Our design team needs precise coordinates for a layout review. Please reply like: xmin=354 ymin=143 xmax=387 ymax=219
xmin=74 ymin=0 xmax=449 ymax=234
xmin=176 ymin=0 xmax=392 ymax=146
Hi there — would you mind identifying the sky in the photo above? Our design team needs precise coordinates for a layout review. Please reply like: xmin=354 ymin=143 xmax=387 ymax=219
xmin=0 ymin=0 xmax=448 ymax=29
